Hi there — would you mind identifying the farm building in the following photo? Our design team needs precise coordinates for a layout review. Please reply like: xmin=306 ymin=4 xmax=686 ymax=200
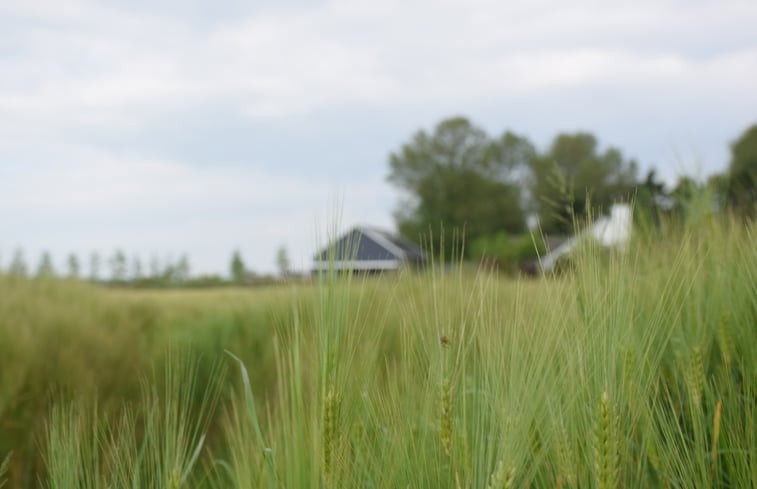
xmin=312 ymin=226 xmax=425 ymax=274
xmin=538 ymin=203 xmax=632 ymax=272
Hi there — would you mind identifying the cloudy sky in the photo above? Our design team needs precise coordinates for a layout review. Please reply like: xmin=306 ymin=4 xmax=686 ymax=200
xmin=1 ymin=0 xmax=756 ymax=276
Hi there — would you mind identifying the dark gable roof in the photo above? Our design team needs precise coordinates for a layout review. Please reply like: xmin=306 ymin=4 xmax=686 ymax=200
xmin=314 ymin=226 xmax=424 ymax=264
xmin=370 ymin=229 xmax=425 ymax=262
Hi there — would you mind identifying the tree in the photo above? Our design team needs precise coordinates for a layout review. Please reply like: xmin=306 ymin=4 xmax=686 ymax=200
xmin=388 ymin=117 xmax=532 ymax=256
xmin=230 ymin=250 xmax=246 ymax=283
xmin=634 ymin=168 xmax=671 ymax=221
xmin=174 ymin=254 xmax=191 ymax=282
xmin=670 ymin=176 xmax=701 ymax=212
xmin=707 ymin=173 xmax=728 ymax=210
xmin=727 ymin=123 xmax=757 ymax=217
xmin=67 ymin=253 xmax=81 ymax=279
xmin=36 ymin=252 xmax=55 ymax=278
xmin=669 ymin=175 xmax=720 ymax=224
xmin=109 ymin=250 xmax=128 ymax=282
xmin=530 ymin=132 xmax=638 ymax=233
xmin=89 ymin=252 xmax=100 ymax=282
xmin=161 ymin=261 xmax=177 ymax=283
xmin=9 ymin=249 xmax=28 ymax=278
xmin=149 ymin=255 xmax=161 ymax=278
xmin=276 ymin=245 xmax=291 ymax=278
xmin=131 ymin=255 xmax=142 ymax=281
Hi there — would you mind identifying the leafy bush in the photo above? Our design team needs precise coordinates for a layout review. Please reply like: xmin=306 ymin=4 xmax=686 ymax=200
xmin=469 ymin=232 xmax=547 ymax=272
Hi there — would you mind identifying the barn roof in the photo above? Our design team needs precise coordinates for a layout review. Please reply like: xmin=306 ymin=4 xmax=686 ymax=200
xmin=312 ymin=226 xmax=424 ymax=271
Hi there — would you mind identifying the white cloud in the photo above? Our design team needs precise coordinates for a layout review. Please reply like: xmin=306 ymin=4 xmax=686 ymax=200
xmin=2 ymin=153 xmax=306 ymax=211
xmin=2 ymin=0 xmax=756 ymax=130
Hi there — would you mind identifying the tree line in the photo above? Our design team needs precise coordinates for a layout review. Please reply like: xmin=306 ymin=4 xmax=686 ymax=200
xmin=388 ymin=116 xmax=757 ymax=265
xmin=0 ymin=246 xmax=293 ymax=287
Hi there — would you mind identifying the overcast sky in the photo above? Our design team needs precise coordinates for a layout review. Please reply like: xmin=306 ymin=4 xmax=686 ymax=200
xmin=1 ymin=0 xmax=756 ymax=276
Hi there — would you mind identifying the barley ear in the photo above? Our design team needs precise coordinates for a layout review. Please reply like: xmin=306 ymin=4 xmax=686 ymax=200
xmin=487 ymin=460 xmax=506 ymax=489
xmin=554 ymin=421 xmax=575 ymax=487
xmin=487 ymin=459 xmax=516 ymax=489
xmin=322 ymin=384 xmax=340 ymax=485
xmin=168 ymin=470 xmax=181 ymax=489
xmin=717 ymin=316 xmax=734 ymax=367
xmin=440 ymin=376 xmax=453 ymax=456
xmin=0 ymin=451 xmax=11 ymax=489
xmin=710 ymin=399 xmax=722 ymax=480
xmin=686 ymin=347 xmax=705 ymax=407
xmin=594 ymin=391 xmax=619 ymax=489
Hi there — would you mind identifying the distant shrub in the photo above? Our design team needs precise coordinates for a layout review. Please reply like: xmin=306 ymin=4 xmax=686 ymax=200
xmin=470 ymin=232 xmax=547 ymax=273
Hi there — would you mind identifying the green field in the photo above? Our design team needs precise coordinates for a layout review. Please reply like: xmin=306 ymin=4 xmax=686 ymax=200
xmin=1 ymin=217 xmax=755 ymax=488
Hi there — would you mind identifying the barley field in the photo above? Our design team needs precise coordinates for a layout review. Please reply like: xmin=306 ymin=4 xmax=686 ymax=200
xmin=0 ymin=216 xmax=755 ymax=488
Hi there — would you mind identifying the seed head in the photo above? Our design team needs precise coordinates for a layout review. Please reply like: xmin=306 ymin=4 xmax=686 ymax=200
xmin=440 ymin=377 xmax=453 ymax=455
xmin=594 ymin=391 xmax=619 ymax=489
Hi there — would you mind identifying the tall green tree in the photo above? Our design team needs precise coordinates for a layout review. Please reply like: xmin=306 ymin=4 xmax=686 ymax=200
xmin=634 ymin=168 xmax=670 ymax=222
xmin=388 ymin=117 xmax=533 ymax=256
xmin=276 ymin=245 xmax=291 ymax=278
xmin=131 ymin=255 xmax=142 ymax=281
xmin=109 ymin=250 xmax=127 ymax=282
xmin=149 ymin=255 xmax=161 ymax=278
xmin=670 ymin=176 xmax=702 ymax=215
xmin=9 ymin=249 xmax=28 ymax=278
xmin=175 ymin=254 xmax=191 ymax=283
xmin=89 ymin=252 xmax=100 ymax=282
xmin=36 ymin=252 xmax=55 ymax=278
xmin=726 ymin=123 xmax=757 ymax=217
xmin=66 ymin=253 xmax=80 ymax=279
xmin=669 ymin=175 xmax=722 ymax=225
xmin=230 ymin=250 xmax=246 ymax=283
xmin=530 ymin=132 xmax=638 ymax=233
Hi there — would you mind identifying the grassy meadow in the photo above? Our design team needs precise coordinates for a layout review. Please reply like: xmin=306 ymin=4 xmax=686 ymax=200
xmin=0 ymin=215 xmax=755 ymax=488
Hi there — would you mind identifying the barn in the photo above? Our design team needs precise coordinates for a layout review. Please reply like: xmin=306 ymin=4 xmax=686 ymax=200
xmin=312 ymin=226 xmax=425 ymax=274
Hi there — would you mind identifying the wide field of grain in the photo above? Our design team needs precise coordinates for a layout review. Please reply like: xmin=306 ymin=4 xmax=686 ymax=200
xmin=1 ymin=217 xmax=755 ymax=488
